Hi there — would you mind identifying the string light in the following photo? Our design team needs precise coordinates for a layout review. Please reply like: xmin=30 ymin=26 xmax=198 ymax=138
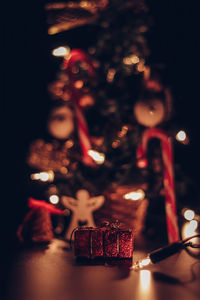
xmin=131 ymin=234 xmax=200 ymax=270
xmin=30 ymin=171 xmax=54 ymax=182
xmin=183 ymin=209 xmax=195 ymax=221
xmin=176 ymin=130 xmax=189 ymax=144
xmin=118 ymin=125 xmax=128 ymax=138
xmin=49 ymin=194 xmax=60 ymax=204
xmin=107 ymin=68 xmax=116 ymax=82
xmin=88 ymin=150 xmax=105 ymax=164
xmin=124 ymin=189 xmax=145 ymax=201
xmin=123 ymin=54 xmax=140 ymax=65
xmin=189 ymin=220 xmax=198 ymax=231
xmin=112 ymin=140 xmax=120 ymax=148
xmin=52 ymin=46 xmax=70 ymax=57
xmin=74 ymin=80 xmax=84 ymax=89
xmin=137 ymin=158 xmax=148 ymax=169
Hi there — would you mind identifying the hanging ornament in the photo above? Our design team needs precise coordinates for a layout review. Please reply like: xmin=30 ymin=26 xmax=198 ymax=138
xmin=47 ymin=105 xmax=74 ymax=140
xmin=62 ymin=189 xmax=104 ymax=240
xmin=134 ymin=98 xmax=165 ymax=127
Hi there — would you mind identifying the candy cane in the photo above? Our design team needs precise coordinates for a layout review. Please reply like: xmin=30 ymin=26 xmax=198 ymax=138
xmin=63 ymin=49 xmax=96 ymax=166
xmin=137 ymin=128 xmax=180 ymax=243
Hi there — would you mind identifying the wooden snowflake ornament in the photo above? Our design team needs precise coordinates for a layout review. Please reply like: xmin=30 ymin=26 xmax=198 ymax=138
xmin=62 ymin=189 xmax=105 ymax=240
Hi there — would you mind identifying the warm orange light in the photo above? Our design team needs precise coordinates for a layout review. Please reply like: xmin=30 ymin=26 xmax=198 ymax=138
xmin=88 ymin=150 xmax=105 ymax=164
xmin=74 ymin=80 xmax=84 ymax=89
xmin=118 ymin=125 xmax=128 ymax=137
xmin=107 ymin=68 xmax=116 ymax=82
xmin=137 ymin=63 xmax=145 ymax=72
xmin=52 ymin=46 xmax=70 ymax=57
xmin=124 ymin=189 xmax=145 ymax=201
xmin=123 ymin=55 xmax=139 ymax=65
xmin=49 ymin=194 xmax=59 ymax=204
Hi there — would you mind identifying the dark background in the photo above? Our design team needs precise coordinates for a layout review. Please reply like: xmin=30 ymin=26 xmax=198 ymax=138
xmin=4 ymin=0 xmax=200 ymax=253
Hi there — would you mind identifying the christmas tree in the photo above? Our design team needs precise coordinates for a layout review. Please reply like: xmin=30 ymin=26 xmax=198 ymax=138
xmin=21 ymin=0 xmax=199 ymax=243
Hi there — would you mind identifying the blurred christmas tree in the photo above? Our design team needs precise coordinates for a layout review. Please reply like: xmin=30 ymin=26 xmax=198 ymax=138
xmin=24 ymin=0 xmax=199 ymax=243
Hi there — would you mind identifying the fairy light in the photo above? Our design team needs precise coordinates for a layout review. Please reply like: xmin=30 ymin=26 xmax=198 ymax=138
xmin=107 ymin=68 xmax=116 ymax=82
xmin=183 ymin=209 xmax=195 ymax=221
xmin=74 ymin=80 xmax=84 ymax=89
xmin=52 ymin=46 xmax=70 ymax=57
xmin=88 ymin=150 xmax=105 ymax=164
xmin=190 ymin=220 xmax=198 ymax=231
xmin=131 ymin=234 xmax=200 ymax=270
xmin=49 ymin=194 xmax=60 ymax=204
xmin=123 ymin=54 xmax=140 ymax=65
xmin=30 ymin=171 xmax=54 ymax=182
xmin=137 ymin=158 xmax=148 ymax=169
xmin=124 ymin=189 xmax=145 ymax=201
xmin=131 ymin=256 xmax=152 ymax=270
xmin=176 ymin=130 xmax=187 ymax=142
xmin=118 ymin=125 xmax=128 ymax=138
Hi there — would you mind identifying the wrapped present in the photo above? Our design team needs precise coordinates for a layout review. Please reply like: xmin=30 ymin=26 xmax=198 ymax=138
xmin=74 ymin=226 xmax=134 ymax=259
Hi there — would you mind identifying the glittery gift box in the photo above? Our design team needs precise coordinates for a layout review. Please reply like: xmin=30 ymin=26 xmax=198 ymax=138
xmin=74 ymin=227 xmax=134 ymax=259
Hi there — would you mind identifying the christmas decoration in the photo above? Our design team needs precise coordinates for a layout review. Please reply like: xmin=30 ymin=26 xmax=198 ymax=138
xmin=62 ymin=189 xmax=104 ymax=240
xmin=22 ymin=0 xmax=198 ymax=246
xmin=63 ymin=49 xmax=97 ymax=166
xmin=137 ymin=128 xmax=180 ymax=243
xmin=17 ymin=198 xmax=63 ymax=243
xmin=95 ymin=184 xmax=148 ymax=237
xmin=74 ymin=225 xmax=134 ymax=258
xmin=47 ymin=105 xmax=74 ymax=140
xmin=131 ymin=234 xmax=200 ymax=270
xmin=134 ymin=98 xmax=165 ymax=128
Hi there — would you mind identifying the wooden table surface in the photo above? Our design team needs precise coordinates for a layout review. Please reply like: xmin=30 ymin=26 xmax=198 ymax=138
xmin=5 ymin=239 xmax=200 ymax=300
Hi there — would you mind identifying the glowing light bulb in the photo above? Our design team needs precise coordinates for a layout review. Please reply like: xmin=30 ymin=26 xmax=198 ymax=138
xmin=107 ymin=68 xmax=116 ymax=82
xmin=30 ymin=171 xmax=54 ymax=182
xmin=49 ymin=194 xmax=59 ymax=204
xmin=184 ymin=209 xmax=195 ymax=221
xmin=123 ymin=55 xmax=140 ymax=65
xmin=182 ymin=220 xmax=198 ymax=239
xmin=88 ymin=150 xmax=105 ymax=164
xmin=131 ymin=256 xmax=152 ymax=270
xmin=52 ymin=46 xmax=70 ymax=57
xmin=40 ymin=172 xmax=50 ymax=182
xmin=124 ymin=189 xmax=145 ymax=201
xmin=74 ymin=80 xmax=84 ymax=89
xmin=176 ymin=130 xmax=186 ymax=142
xmin=190 ymin=220 xmax=198 ymax=231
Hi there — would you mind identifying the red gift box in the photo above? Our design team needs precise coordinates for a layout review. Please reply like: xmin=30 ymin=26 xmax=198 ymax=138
xmin=74 ymin=227 xmax=134 ymax=259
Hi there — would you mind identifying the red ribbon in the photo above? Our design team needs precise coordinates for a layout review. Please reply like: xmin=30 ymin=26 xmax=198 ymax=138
xmin=28 ymin=198 xmax=64 ymax=215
